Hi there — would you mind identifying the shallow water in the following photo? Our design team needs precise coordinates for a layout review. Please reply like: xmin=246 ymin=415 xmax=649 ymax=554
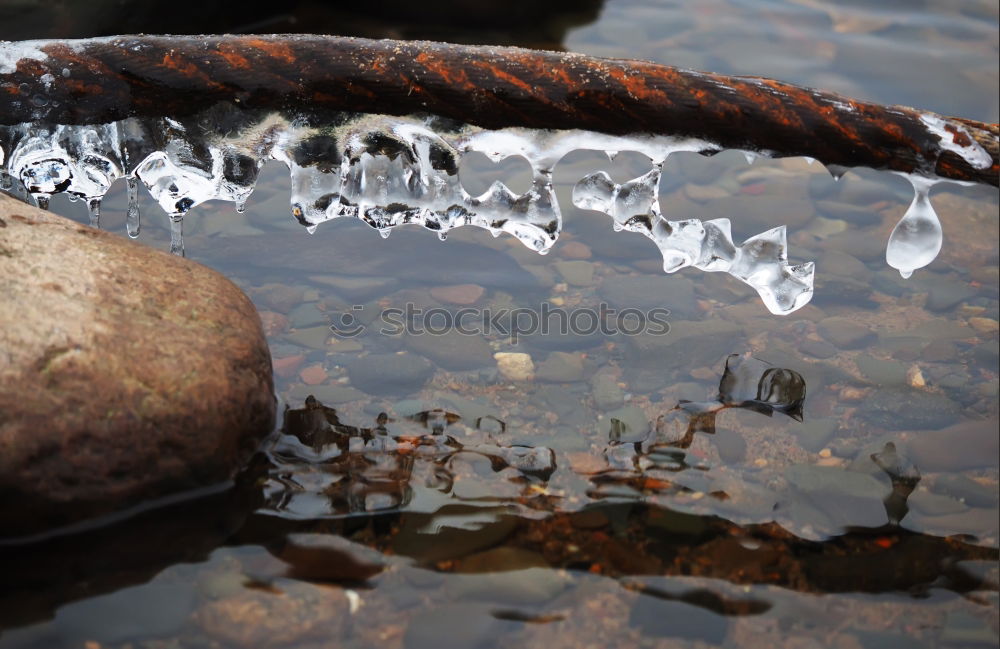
xmin=2 ymin=1 xmax=998 ymax=648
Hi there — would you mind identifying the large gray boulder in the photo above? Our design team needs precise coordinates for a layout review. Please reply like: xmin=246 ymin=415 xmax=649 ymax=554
xmin=0 ymin=195 xmax=275 ymax=538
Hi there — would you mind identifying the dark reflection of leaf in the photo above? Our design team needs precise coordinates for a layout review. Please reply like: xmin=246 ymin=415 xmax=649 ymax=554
xmin=717 ymin=353 xmax=806 ymax=420
xmin=652 ymin=353 xmax=807 ymax=453
xmin=622 ymin=580 xmax=772 ymax=616
xmin=871 ymin=442 xmax=921 ymax=525
xmin=490 ymin=609 xmax=566 ymax=624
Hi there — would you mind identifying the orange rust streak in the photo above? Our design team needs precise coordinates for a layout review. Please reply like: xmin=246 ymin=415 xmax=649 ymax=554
xmin=243 ymin=38 xmax=296 ymax=64
xmin=470 ymin=61 xmax=534 ymax=95
xmin=605 ymin=66 xmax=667 ymax=102
xmin=160 ymin=53 xmax=229 ymax=92
xmin=217 ymin=47 xmax=251 ymax=70
xmin=414 ymin=52 xmax=475 ymax=90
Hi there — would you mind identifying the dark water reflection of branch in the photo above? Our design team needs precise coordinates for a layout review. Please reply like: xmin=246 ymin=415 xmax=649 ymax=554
xmin=0 ymin=355 xmax=995 ymax=635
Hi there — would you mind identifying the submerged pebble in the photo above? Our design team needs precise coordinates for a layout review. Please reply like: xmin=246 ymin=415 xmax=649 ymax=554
xmin=495 ymin=352 xmax=535 ymax=381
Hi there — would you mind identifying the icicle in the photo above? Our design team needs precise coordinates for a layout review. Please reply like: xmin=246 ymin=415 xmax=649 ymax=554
xmin=86 ymin=197 xmax=101 ymax=229
xmin=125 ymin=175 xmax=141 ymax=238
xmin=169 ymin=214 xmax=185 ymax=257
xmin=827 ymin=164 xmax=848 ymax=181
xmin=886 ymin=176 xmax=942 ymax=279
xmin=8 ymin=107 xmax=956 ymax=315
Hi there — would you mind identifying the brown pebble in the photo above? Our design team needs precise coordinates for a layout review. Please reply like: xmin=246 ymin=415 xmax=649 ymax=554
xmin=195 ymin=583 xmax=348 ymax=647
xmin=969 ymin=317 xmax=999 ymax=335
xmin=430 ymin=284 xmax=485 ymax=305
xmin=258 ymin=310 xmax=289 ymax=336
xmin=560 ymin=241 xmax=592 ymax=260
xmin=299 ymin=365 xmax=327 ymax=385
xmin=839 ymin=386 xmax=867 ymax=401
xmin=273 ymin=354 xmax=306 ymax=379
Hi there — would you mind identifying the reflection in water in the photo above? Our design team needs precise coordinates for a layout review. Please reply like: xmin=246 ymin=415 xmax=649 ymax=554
xmin=871 ymin=441 xmax=922 ymax=525
xmin=652 ymin=353 xmax=805 ymax=447
xmin=1 ymin=373 xmax=996 ymax=645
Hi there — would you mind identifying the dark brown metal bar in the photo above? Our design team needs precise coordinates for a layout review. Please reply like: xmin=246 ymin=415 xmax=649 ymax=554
xmin=1 ymin=35 xmax=997 ymax=186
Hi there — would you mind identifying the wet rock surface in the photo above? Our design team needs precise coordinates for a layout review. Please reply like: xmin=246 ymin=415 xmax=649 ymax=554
xmin=0 ymin=196 xmax=275 ymax=538
xmin=1 ymin=3 xmax=998 ymax=647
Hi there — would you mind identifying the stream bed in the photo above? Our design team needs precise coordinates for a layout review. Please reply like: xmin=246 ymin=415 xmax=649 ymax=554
xmin=1 ymin=1 xmax=998 ymax=648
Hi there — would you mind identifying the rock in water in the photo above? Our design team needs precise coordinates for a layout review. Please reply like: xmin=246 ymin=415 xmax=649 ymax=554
xmin=0 ymin=196 xmax=275 ymax=538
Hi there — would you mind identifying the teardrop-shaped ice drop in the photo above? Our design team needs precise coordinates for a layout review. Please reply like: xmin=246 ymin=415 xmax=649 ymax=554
xmin=169 ymin=214 xmax=185 ymax=257
xmin=886 ymin=178 xmax=942 ymax=279
xmin=34 ymin=193 xmax=50 ymax=210
xmin=0 ymin=173 xmax=12 ymax=191
xmin=378 ymin=228 xmax=392 ymax=239
xmin=87 ymin=197 xmax=101 ymax=229
xmin=235 ymin=200 xmax=247 ymax=214
xmin=437 ymin=231 xmax=448 ymax=241
xmin=125 ymin=175 xmax=141 ymax=238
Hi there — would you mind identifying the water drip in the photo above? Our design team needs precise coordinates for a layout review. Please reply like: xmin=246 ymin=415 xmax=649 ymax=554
xmin=125 ymin=175 xmax=141 ymax=238
xmin=886 ymin=176 xmax=943 ymax=278
xmin=86 ymin=197 xmax=100 ymax=228
xmin=168 ymin=213 xmax=184 ymax=257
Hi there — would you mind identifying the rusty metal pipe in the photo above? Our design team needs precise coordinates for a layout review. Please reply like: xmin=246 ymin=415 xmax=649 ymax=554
xmin=1 ymin=35 xmax=997 ymax=186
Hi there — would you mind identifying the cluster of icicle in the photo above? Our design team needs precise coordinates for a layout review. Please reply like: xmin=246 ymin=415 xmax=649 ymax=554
xmin=0 ymin=110 xmax=947 ymax=315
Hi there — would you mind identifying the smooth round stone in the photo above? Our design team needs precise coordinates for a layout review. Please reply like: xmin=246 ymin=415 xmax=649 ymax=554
xmin=403 ymin=603 xmax=502 ymax=649
xmin=345 ymin=353 xmax=434 ymax=396
xmin=284 ymin=325 xmax=333 ymax=350
xmin=494 ymin=351 xmax=535 ymax=381
xmin=794 ymin=418 xmax=839 ymax=453
xmin=856 ymin=356 xmax=908 ymax=387
xmin=799 ymin=338 xmax=838 ymax=359
xmin=553 ymin=260 xmax=596 ymax=287
xmin=819 ymin=249 xmax=869 ymax=280
xmin=429 ymin=284 xmax=485 ymax=305
xmin=535 ymin=351 xmax=586 ymax=383
xmin=817 ymin=316 xmax=875 ymax=349
xmin=933 ymin=474 xmax=998 ymax=508
xmin=559 ymin=240 xmax=592 ymax=259
xmin=714 ymin=428 xmax=747 ymax=464
xmin=253 ymin=282 xmax=305 ymax=313
xmin=815 ymin=200 xmax=882 ymax=227
xmin=861 ymin=387 xmax=963 ymax=431
xmin=918 ymin=275 xmax=978 ymax=313
xmin=590 ymin=373 xmax=625 ymax=411
xmin=307 ymin=274 xmax=397 ymax=302
xmin=404 ymin=329 xmax=494 ymax=371
xmin=286 ymin=301 xmax=327 ymax=328
xmin=0 ymin=197 xmax=275 ymax=537
xmin=629 ymin=593 xmax=728 ymax=644
xmin=598 ymin=274 xmax=698 ymax=318
xmin=921 ymin=339 xmax=957 ymax=362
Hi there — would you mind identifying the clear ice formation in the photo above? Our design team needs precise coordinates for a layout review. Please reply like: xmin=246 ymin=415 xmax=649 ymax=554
xmin=885 ymin=176 xmax=943 ymax=279
xmin=0 ymin=108 xmax=956 ymax=315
